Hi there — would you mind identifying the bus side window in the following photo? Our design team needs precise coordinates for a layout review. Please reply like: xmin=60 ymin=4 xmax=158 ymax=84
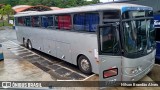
xmin=85 ymin=13 xmax=99 ymax=32
xmin=31 ymin=16 xmax=41 ymax=27
xmin=41 ymin=15 xmax=54 ymax=29
xmin=73 ymin=13 xmax=99 ymax=32
xmin=57 ymin=15 xmax=72 ymax=30
xmin=73 ymin=13 xmax=85 ymax=31
xmin=103 ymin=10 xmax=120 ymax=19
xmin=18 ymin=17 xmax=24 ymax=26
xmin=25 ymin=17 xmax=31 ymax=26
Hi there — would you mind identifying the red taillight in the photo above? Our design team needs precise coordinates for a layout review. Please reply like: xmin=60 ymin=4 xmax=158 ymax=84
xmin=103 ymin=68 xmax=118 ymax=78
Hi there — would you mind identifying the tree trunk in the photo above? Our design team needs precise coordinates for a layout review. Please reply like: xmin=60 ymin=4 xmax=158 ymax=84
xmin=7 ymin=14 xmax=10 ymax=24
xmin=2 ymin=15 xmax=4 ymax=26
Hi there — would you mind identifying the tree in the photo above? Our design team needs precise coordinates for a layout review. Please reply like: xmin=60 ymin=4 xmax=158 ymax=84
xmin=3 ymin=4 xmax=13 ymax=23
xmin=0 ymin=0 xmax=100 ymax=7
xmin=0 ymin=6 xmax=5 ymax=26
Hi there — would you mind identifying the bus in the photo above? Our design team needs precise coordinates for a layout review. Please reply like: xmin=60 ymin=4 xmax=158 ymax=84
xmin=14 ymin=3 xmax=156 ymax=81
xmin=154 ymin=14 xmax=160 ymax=60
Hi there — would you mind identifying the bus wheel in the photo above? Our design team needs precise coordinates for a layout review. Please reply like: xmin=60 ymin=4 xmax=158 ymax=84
xmin=23 ymin=38 xmax=25 ymax=45
xmin=78 ymin=55 xmax=92 ymax=75
xmin=23 ymin=38 xmax=27 ymax=47
xmin=27 ymin=40 xmax=32 ymax=50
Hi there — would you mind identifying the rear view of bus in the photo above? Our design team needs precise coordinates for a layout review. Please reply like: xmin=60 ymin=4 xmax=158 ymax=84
xmin=99 ymin=5 xmax=156 ymax=82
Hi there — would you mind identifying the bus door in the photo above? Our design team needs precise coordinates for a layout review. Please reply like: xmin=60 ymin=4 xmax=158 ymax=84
xmin=97 ymin=24 xmax=122 ymax=86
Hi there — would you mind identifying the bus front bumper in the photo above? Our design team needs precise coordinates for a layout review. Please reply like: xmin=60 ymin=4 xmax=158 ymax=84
xmin=122 ymin=61 xmax=154 ymax=81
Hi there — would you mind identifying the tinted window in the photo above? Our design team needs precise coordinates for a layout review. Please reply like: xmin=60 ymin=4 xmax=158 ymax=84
xmin=99 ymin=25 xmax=119 ymax=54
xmin=57 ymin=15 xmax=72 ymax=30
xmin=73 ymin=13 xmax=99 ymax=32
xmin=41 ymin=15 xmax=54 ymax=28
xmin=156 ymin=28 xmax=160 ymax=41
xmin=17 ymin=17 xmax=24 ymax=26
xmin=25 ymin=17 xmax=31 ymax=26
xmin=122 ymin=10 xmax=153 ymax=19
xmin=103 ymin=11 xmax=120 ymax=19
xmin=31 ymin=16 xmax=41 ymax=27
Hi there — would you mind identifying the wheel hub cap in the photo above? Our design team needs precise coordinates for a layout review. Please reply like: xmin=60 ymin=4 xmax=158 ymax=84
xmin=81 ymin=59 xmax=89 ymax=71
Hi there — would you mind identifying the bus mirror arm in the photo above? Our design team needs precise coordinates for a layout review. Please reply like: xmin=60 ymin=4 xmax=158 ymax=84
xmin=121 ymin=50 xmax=125 ymax=55
xmin=113 ymin=25 xmax=119 ymax=41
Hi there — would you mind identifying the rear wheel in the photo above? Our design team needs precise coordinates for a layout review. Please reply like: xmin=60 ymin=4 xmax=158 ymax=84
xmin=78 ymin=55 xmax=92 ymax=74
xmin=27 ymin=40 xmax=32 ymax=50
xmin=23 ymin=38 xmax=27 ymax=47
xmin=23 ymin=38 xmax=25 ymax=45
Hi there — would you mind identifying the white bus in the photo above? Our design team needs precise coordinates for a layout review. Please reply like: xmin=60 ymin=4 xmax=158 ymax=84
xmin=14 ymin=3 xmax=156 ymax=81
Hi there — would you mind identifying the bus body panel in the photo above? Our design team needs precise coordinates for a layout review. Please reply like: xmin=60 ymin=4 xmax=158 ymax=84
xmin=15 ymin=26 xmax=99 ymax=74
xmin=99 ymin=55 xmax=122 ymax=81
xmin=122 ymin=50 xmax=155 ymax=81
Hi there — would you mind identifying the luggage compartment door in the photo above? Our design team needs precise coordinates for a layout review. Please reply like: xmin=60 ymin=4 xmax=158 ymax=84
xmin=56 ymin=42 xmax=71 ymax=63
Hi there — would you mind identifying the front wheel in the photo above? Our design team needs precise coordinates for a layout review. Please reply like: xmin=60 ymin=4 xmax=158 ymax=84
xmin=78 ymin=55 xmax=92 ymax=75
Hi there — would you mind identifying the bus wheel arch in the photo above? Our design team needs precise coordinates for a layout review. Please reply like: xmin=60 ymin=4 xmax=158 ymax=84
xmin=77 ymin=54 xmax=92 ymax=75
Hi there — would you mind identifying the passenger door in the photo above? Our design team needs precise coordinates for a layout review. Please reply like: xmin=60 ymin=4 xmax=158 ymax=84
xmin=97 ymin=24 xmax=122 ymax=86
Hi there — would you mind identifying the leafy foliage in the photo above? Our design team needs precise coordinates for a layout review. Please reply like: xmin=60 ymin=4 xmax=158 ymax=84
xmin=0 ymin=4 xmax=13 ymax=25
xmin=0 ymin=0 xmax=100 ymax=7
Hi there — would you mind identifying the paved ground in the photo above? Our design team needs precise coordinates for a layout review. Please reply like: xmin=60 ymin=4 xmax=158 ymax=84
xmin=0 ymin=29 xmax=160 ymax=90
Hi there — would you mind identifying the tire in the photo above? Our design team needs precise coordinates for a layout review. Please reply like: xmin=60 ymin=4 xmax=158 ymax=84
xmin=78 ymin=55 xmax=92 ymax=75
xmin=23 ymin=38 xmax=25 ymax=45
xmin=27 ymin=40 xmax=32 ymax=50
xmin=23 ymin=38 xmax=27 ymax=47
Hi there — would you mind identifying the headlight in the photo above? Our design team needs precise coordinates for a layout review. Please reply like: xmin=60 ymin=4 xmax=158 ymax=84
xmin=125 ymin=66 xmax=142 ymax=75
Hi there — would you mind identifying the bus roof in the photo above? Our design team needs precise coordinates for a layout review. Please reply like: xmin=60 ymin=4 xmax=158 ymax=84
xmin=14 ymin=3 xmax=152 ymax=17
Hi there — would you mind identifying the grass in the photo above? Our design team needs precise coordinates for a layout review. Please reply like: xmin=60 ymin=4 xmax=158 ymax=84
xmin=0 ymin=20 xmax=13 ymax=27
xmin=0 ymin=20 xmax=13 ymax=30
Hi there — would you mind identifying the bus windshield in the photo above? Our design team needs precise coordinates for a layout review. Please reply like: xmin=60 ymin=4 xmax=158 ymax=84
xmin=122 ymin=11 xmax=155 ymax=56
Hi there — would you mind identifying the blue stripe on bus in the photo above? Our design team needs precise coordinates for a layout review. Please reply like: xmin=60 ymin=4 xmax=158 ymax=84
xmin=0 ymin=53 xmax=4 ymax=60
xmin=121 ymin=7 xmax=153 ymax=13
